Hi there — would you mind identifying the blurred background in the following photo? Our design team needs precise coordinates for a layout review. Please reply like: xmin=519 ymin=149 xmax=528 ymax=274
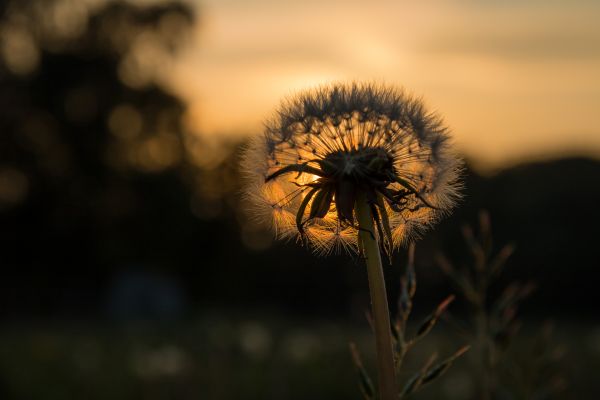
xmin=0 ymin=0 xmax=599 ymax=398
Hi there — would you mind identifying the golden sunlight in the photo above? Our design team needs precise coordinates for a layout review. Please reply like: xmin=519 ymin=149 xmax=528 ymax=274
xmin=165 ymin=0 xmax=600 ymax=172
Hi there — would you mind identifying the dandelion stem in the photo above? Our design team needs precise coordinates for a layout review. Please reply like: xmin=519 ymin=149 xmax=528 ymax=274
xmin=355 ymin=191 xmax=397 ymax=400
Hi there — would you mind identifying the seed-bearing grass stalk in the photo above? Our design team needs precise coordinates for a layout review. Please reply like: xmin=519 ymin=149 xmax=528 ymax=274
xmin=355 ymin=192 xmax=396 ymax=400
xmin=436 ymin=211 xmax=566 ymax=399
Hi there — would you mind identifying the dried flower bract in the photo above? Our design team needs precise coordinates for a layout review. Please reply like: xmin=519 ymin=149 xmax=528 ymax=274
xmin=243 ymin=82 xmax=461 ymax=254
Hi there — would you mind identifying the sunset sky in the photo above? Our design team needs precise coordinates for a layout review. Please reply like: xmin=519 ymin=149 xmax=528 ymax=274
xmin=165 ymin=0 xmax=600 ymax=172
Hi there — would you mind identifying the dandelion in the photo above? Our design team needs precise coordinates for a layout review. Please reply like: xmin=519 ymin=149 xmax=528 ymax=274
xmin=243 ymin=82 xmax=461 ymax=255
xmin=242 ymin=82 xmax=462 ymax=400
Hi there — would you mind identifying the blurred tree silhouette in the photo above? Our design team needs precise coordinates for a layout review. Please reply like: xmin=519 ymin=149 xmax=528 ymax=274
xmin=0 ymin=0 xmax=207 ymax=316
xmin=0 ymin=0 xmax=353 ymax=320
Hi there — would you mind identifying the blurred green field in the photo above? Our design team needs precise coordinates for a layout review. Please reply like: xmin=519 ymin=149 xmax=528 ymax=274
xmin=1 ymin=313 xmax=598 ymax=400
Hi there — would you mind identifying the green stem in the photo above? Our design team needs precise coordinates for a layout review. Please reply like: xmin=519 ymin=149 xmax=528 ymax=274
xmin=355 ymin=192 xmax=397 ymax=400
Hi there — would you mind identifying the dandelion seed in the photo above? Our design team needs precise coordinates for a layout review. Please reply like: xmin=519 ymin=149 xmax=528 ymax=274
xmin=243 ymin=82 xmax=461 ymax=254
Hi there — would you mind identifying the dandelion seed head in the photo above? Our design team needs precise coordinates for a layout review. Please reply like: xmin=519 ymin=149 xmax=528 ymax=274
xmin=243 ymin=82 xmax=462 ymax=254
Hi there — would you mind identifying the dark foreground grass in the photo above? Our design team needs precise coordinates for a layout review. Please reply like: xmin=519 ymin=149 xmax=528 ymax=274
xmin=0 ymin=313 xmax=598 ymax=400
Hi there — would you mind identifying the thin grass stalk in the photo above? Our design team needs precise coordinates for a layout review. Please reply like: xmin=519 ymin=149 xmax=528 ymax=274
xmin=355 ymin=191 xmax=397 ymax=400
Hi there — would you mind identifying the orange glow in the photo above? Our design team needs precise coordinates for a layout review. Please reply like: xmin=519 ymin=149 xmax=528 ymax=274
xmin=242 ymin=83 xmax=461 ymax=254
xmin=162 ymin=0 xmax=600 ymax=172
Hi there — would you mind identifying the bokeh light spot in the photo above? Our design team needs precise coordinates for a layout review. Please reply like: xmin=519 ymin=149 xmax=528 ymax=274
xmin=0 ymin=24 xmax=40 ymax=76
xmin=108 ymin=104 xmax=143 ymax=140
xmin=0 ymin=167 xmax=29 ymax=207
